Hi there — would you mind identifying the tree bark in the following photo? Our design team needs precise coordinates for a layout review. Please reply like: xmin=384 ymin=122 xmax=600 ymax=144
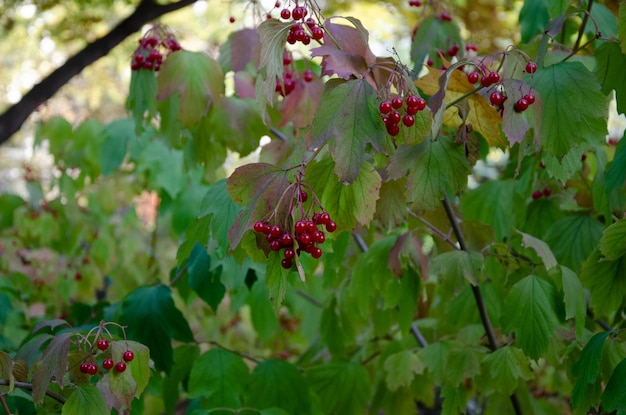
xmin=0 ymin=0 xmax=198 ymax=146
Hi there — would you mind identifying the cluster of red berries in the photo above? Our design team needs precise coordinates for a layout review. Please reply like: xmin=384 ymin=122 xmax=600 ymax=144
xmin=379 ymin=94 xmax=427 ymax=136
xmin=276 ymin=52 xmax=315 ymax=96
xmin=467 ymin=61 xmax=537 ymax=113
xmin=130 ymin=35 xmax=181 ymax=72
xmin=79 ymin=338 xmax=135 ymax=375
xmin=531 ymin=186 xmax=551 ymax=200
xmin=274 ymin=1 xmax=323 ymax=45
xmin=253 ymin=207 xmax=337 ymax=269
xmin=408 ymin=0 xmax=422 ymax=6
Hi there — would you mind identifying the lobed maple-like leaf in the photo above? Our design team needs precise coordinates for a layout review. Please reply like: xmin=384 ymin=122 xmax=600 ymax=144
xmin=64 ymin=385 xmax=108 ymax=415
xmin=136 ymin=139 xmax=185 ymax=199
xmin=384 ymin=350 xmax=424 ymax=391
xmin=532 ymin=61 xmax=608 ymax=158
xmin=229 ymin=28 xmax=261 ymax=72
xmin=483 ymin=346 xmax=533 ymax=396
xmin=306 ymin=157 xmax=381 ymax=232
xmin=226 ymin=163 xmax=291 ymax=251
xmin=305 ymin=360 xmax=370 ymax=415
xmin=32 ymin=332 xmax=72 ymax=404
xmin=310 ymin=17 xmax=376 ymax=80
xmin=544 ymin=215 xmax=604 ymax=272
xmin=257 ymin=19 xmax=292 ymax=104
xmin=431 ymin=251 xmax=483 ymax=293
xmin=157 ymin=51 xmax=224 ymax=126
xmin=501 ymin=275 xmax=559 ymax=360
xmin=375 ymin=179 xmax=409 ymax=232
xmin=208 ymin=96 xmax=266 ymax=157
xmin=310 ymin=78 xmax=387 ymax=183
xmin=388 ymin=136 xmax=470 ymax=212
xmin=416 ymin=66 xmax=506 ymax=147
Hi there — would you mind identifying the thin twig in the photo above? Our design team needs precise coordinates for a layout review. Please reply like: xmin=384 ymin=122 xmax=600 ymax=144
xmin=0 ymin=394 xmax=12 ymax=415
xmin=0 ymin=380 xmax=67 ymax=405
xmin=269 ymin=127 xmax=288 ymax=142
xmin=207 ymin=341 xmax=261 ymax=364
xmin=353 ymin=232 xmax=368 ymax=253
xmin=361 ymin=350 xmax=381 ymax=365
xmin=295 ymin=289 xmax=323 ymax=308
xmin=572 ymin=0 xmax=594 ymax=53
xmin=586 ymin=308 xmax=612 ymax=331
xmin=409 ymin=210 xmax=458 ymax=249
xmin=410 ymin=323 xmax=428 ymax=348
xmin=169 ymin=263 xmax=188 ymax=286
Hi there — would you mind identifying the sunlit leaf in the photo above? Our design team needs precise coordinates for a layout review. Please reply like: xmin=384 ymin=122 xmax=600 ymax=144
xmin=389 ymin=136 xmax=470 ymax=212
xmin=257 ymin=19 xmax=292 ymax=103
xmin=501 ymin=275 xmax=559 ymax=360
xmin=310 ymin=78 xmax=387 ymax=182
xmin=157 ymin=51 xmax=224 ymax=126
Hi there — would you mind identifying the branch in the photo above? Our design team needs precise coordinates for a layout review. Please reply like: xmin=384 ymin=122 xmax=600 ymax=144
xmin=0 ymin=0 xmax=198 ymax=146
xmin=441 ymin=196 xmax=523 ymax=415
xmin=572 ymin=0 xmax=594 ymax=53
xmin=0 ymin=380 xmax=67 ymax=405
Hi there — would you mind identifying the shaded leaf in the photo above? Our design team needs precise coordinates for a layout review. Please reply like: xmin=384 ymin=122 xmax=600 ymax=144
xmin=188 ymin=349 xmax=249 ymax=408
xmin=514 ymin=228 xmax=557 ymax=269
xmin=375 ymin=178 xmax=408 ymax=231
xmin=606 ymin=135 xmax=626 ymax=193
xmin=431 ymin=251 xmax=483 ymax=293
xmin=157 ymin=51 xmax=224 ymax=126
xmin=445 ymin=347 xmax=483 ymax=386
xmin=482 ymin=346 xmax=532 ymax=396
xmin=561 ymin=266 xmax=586 ymax=339
xmin=198 ymin=179 xmax=243 ymax=254
xmin=126 ymin=69 xmax=158 ymax=127
xmin=100 ymin=119 xmax=135 ymax=176
xmin=600 ymin=218 xmax=626 ymax=260
xmin=389 ymin=136 xmax=470 ymax=212
xmin=32 ymin=332 xmax=72 ymax=404
xmin=410 ymin=16 xmax=463 ymax=71
xmin=310 ymin=78 xmax=387 ymax=182
xmin=249 ymin=280 xmax=279 ymax=340
xmin=188 ymin=243 xmax=225 ymax=312
xmin=519 ymin=0 xmax=550 ymax=43
xmin=230 ymin=28 xmax=261 ymax=71
xmin=307 ymin=158 xmax=381 ymax=233
xmin=210 ymin=97 xmax=265 ymax=157
xmin=544 ymin=215 xmax=604 ymax=272
xmin=602 ymin=357 xmax=626 ymax=412
xmin=460 ymin=179 xmax=515 ymax=241
xmin=571 ymin=331 xmax=612 ymax=410
xmin=384 ymin=350 xmax=424 ymax=391
xmin=137 ymin=139 xmax=185 ymax=199
xmin=595 ymin=41 xmax=626 ymax=115
xmin=620 ymin=2 xmax=626 ymax=53
xmin=501 ymin=275 xmax=559 ymax=360
xmin=0 ymin=351 xmax=13 ymax=394
xmin=246 ymin=359 xmax=311 ymax=414
xmin=441 ymin=384 xmax=467 ymax=415
xmin=501 ymin=79 xmax=542 ymax=147
xmin=306 ymin=360 xmax=369 ymax=415
xmin=163 ymin=345 xmax=200 ymax=414
xmin=581 ymin=249 xmax=626 ymax=316
xmin=62 ymin=385 xmax=108 ymax=415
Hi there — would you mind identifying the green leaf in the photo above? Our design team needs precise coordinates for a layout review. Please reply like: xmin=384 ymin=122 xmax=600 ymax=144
xmin=418 ymin=340 xmax=454 ymax=384
xmin=310 ymin=78 xmax=387 ymax=183
xmin=389 ymin=136 xmax=470 ymax=212
xmin=307 ymin=158 xmax=381 ymax=233
xmin=544 ymin=215 xmax=604 ymax=272
xmin=320 ymin=297 xmax=356 ymax=357
xmin=581 ymin=249 xmax=626 ymax=316
xmin=257 ymin=19 xmax=292 ymax=104
xmin=561 ymin=266 xmax=586 ymax=340
xmin=265 ymin=252 xmax=290 ymax=312
xmin=246 ymin=359 xmax=311 ymax=414
xmin=501 ymin=275 xmax=560 ymax=360
xmin=105 ymin=340 xmax=150 ymax=411
xmin=431 ymin=251 xmax=483 ymax=293
xmin=118 ymin=285 xmax=194 ymax=373
xmin=127 ymin=69 xmax=158 ymax=127
xmin=306 ymin=360 xmax=369 ymax=415
xmin=157 ymin=51 xmax=224 ymax=126
xmin=375 ymin=178 xmax=408 ymax=231
xmin=519 ymin=0 xmax=550 ymax=43
xmin=441 ymin=384 xmax=467 ymax=415
xmin=460 ymin=179 xmax=515 ymax=240
xmin=32 ymin=332 xmax=72 ymax=404
xmin=606 ymin=136 xmax=626 ymax=193
xmin=227 ymin=163 xmax=291 ymax=250
xmin=249 ymin=280 xmax=279 ymax=341
xmin=602 ymin=357 xmax=626 ymax=412
xmin=410 ymin=16 xmax=463 ymax=71
xmin=620 ymin=2 xmax=626 ymax=54
xmin=62 ymin=385 xmax=108 ymax=415
xmin=99 ymin=118 xmax=135 ymax=176
xmin=188 ymin=349 xmax=249 ymax=408
xmin=514 ymin=229 xmax=558 ymax=269
xmin=482 ymin=346 xmax=532 ymax=396
xmin=187 ymin=243 xmax=225 ymax=312
xmin=210 ymin=97 xmax=265 ymax=157
xmin=137 ymin=139 xmax=186 ymax=199
xmin=384 ymin=350 xmax=424 ymax=391
xmin=532 ymin=62 xmax=608 ymax=158
xmin=163 ymin=345 xmax=200 ymax=415
xmin=600 ymin=218 xmax=626 ymax=261
xmin=445 ymin=347 xmax=483 ymax=386
xmin=590 ymin=3 xmax=617 ymax=39
xmin=198 ymin=179 xmax=242 ymax=254
xmin=595 ymin=42 xmax=626 ymax=116
xmin=571 ymin=331 xmax=612 ymax=410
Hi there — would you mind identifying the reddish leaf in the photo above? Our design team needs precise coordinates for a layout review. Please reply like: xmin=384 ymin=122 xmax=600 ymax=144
xmin=230 ymin=28 xmax=261 ymax=72
xmin=501 ymin=79 xmax=542 ymax=146
xmin=311 ymin=17 xmax=377 ymax=79
xmin=227 ymin=163 xmax=291 ymax=250
xmin=279 ymin=77 xmax=324 ymax=129
xmin=32 ymin=332 xmax=73 ymax=404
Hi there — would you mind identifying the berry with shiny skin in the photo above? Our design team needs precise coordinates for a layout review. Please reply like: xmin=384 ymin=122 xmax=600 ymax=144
xmin=490 ymin=91 xmax=505 ymax=106
xmin=403 ymin=114 xmax=415 ymax=127
xmin=115 ymin=361 xmax=127 ymax=373
xmin=523 ymin=93 xmax=535 ymax=104
xmin=303 ymin=69 xmax=313 ymax=82
xmin=97 ymin=338 xmax=109 ymax=351
xmin=123 ymin=350 xmax=135 ymax=362
xmin=391 ymin=97 xmax=404 ymax=109
xmin=514 ymin=98 xmax=529 ymax=112
xmin=102 ymin=358 xmax=114 ymax=370
xmin=280 ymin=8 xmax=291 ymax=19
xmin=525 ymin=62 xmax=537 ymax=74
xmin=379 ymin=101 xmax=392 ymax=114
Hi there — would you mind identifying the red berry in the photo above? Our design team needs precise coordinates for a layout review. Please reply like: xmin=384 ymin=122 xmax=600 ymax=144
xmin=97 ymin=338 xmax=109 ymax=351
xmin=311 ymin=26 xmax=324 ymax=40
xmin=281 ymin=258 xmax=293 ymax=269
xmin=465 ymin=44 xmax=478 ymax=52
xmin=87 ymin=363 xmax=98 ymax=375
xmin=303 ymin=69 xmax=313 ymax=82
xmin=318 ymin=212 xmax=330 ymax=225
xmin=123 ymin=350 xmax=135 ymax=362
xmin=403 ymin=114 xmax=415 ymax=127
xmin=379 ymin=101 xmax=392 ymax=114
xmin=280 ymin=233 xmax=293 ymax=247
xmin=275 ymin=1 xmax=281 ymax=7
xmin=311 ymin=247 xmax=323 ymax=259
xmin=284 ymin=248 xmax=295 ymax=260
xmin=514 ymin=98 xmax=529 ymax=112
xmin=298 ymin=190 xmax=308 ymax=202
xmin=543 ymin=187 xmax=552 ymax=197
xmin=312 ymin=230 xmax=326 ymax=244
xmin=294 ymin=221 xmax=306 ymax=234
xmin=440 ymin=12 xmax=452 ymax=21
xmin=305 ymin=18 xmax=316 ymax=29
xmin=326 ymin=221 xmax=337 ymax=232
xmin=305 ymin=221 xmax=316 ymax=233
xmin=480 ymin=75 xmax=492 ymax=88
xmin=413 ymin=97 xmax=426 ymax=110
xmin=283 ymin=54 xmax=292 ymax=66
xmin=270 ymin=225 xmax=282 ymax=238
xmin=115 ymin=361 xmax=127 ymax=373
xmin=487 ymin=71 xmax=500 ymax=85
xmin=386 ymin=124 xmax=400 ymax=136
xmin=409 ymin=0 xmax=422 ymax=6
xmin=391 ymin=97 xmax=403 ymax=109
xmin=525 ymin=61 xmax=537 ymax=74
xmin=490 ymin=91 xmax=505 ymax=106
xmin=280 ymin=8 xmax=291 ymax=19
xmin=389 ymin=111 xmax=401 ymax=125
xmin=253 ymin=221 xmax=266 ymax=233
xmin=102 ymin=358 xmax=114 ymax=370
xmin=532 ymin=190 xmax=543 ymax=200
xmin=292 ymin=6 xmax=305 ymax=20
xmin=405 ymin=95 xmax=419 ymax=108
xmin=447 ymin=44 xmax=460 ymax=57
xmin=523 ymin=93 xmax=535 ymax=104
xmin=270 ymin=240 xmax=282 ymax=251
xmin=80 ymin=362 xmax=89 ymax=374
xmin=299 ymin=233 xmax=311 ymax=245
xmin=229 ymin=16 xmax=236 ymax=23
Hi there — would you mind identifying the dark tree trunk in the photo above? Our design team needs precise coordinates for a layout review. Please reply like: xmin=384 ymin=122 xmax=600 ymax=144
xmin=0 ymin=0 xmax=198 ymax=146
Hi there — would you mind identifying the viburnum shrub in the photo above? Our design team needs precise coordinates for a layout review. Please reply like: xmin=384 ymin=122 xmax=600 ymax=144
xmin=2 ymin=0 xmax=626 ymax=414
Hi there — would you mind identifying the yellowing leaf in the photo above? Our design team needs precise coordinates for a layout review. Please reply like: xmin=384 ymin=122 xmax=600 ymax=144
xmin=416 ymin=67 xmax=505 ymax=147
